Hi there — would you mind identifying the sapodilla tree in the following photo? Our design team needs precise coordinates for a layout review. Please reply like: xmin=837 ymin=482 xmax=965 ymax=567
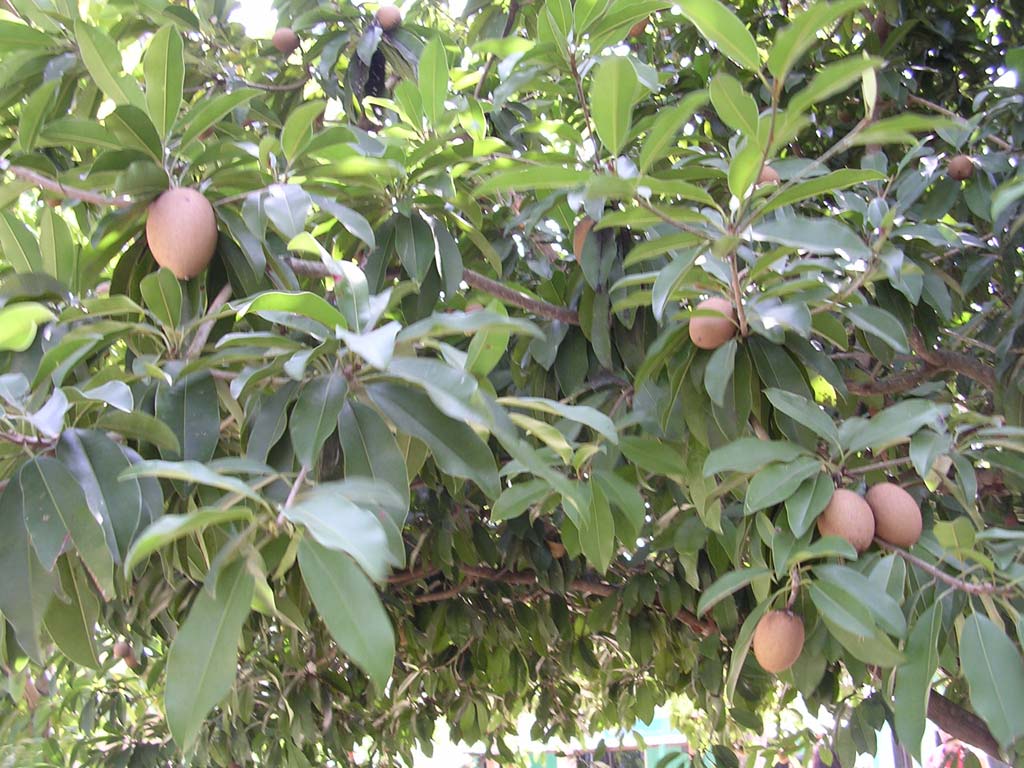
xmin=0 ymin=0 xmax=1022 ymax=766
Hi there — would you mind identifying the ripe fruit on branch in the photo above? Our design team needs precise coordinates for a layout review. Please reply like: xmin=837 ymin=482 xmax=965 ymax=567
xmin=947 ymin=154 xmax=974 ymax=181
xmin=757 ymin=165 xmax=780 ymax=186
xmin=816 ymin=488 xmax=874 ymax=552
xmin=629 ymin=18 xmax=649 ymax=38
xmin=688 ymin=297 xmax=736 ymax=350
xmin=271 ymin=27 xmax=300 ymax=55
xmin=753 ymin=610 xmax=805 ymax=673
xmin=376 ymin=5 xmax=402 ymax=32
xmin=146 ymin=188 xmax=218 ymax=280
xmin=865 ymin=482 xmax=922 ymax=547
xmin=573 ymin=217 xmax=594 ymax=263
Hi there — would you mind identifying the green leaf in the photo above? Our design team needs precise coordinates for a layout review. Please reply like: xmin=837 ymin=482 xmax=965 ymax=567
xmin=155 ymin=371 xmax=220 ymax=463
xmin=590 ymin=56 xmax=638 ymax=155
xmin=813 ymin=564 xmax=906 ymax=637
xmin=491 ymin=479 xmax=552 ymax=522
xmin=465 ymin=301 xmax=512 ymax=376
xmin=165 ymin=560 xmax=254 ymax=751
xmin=399 ymin=309 xmax=542 ymax=343
xmin=144 ymin=25 xmax=184 ymax=138
xmin=767 ymin=0 xmax=866 ymax=82
xmin=704 ymin=339 xmax=737 ymax=408
xmin=419 ymin=37 xmax=449 ymax=128
xmin=753 ymin=215 xmax=872 ymax=261
xmin=395 ymin=214 xmax=435 ymax=285
xmin=38 ymin=207 xmax=77 ymax=287
xmin=894 ymin=603 xmax=942 ymax=760
xmin=0 ymin=210 xmax=42 ymax=274
xmin=177 ymin=88 xmax=259 ymax=150
xmin=339 ymin=401 xmax=410 ymax=504
xmin=840 ymin=399 xmax=949 ymax=453
xmin=234 ymin=290 xmax=347 ymax=333
xmin=289 ymin=372 xmax=348 ymax=469
xmin=367 ymin=383 xmax=500 ymax=498
xmin=74 ymin=21 xmax=146 ymax=109
xmin=18 ymin=79 xmax=60 ymax=152
xmin=593 ymin=470 xmax=646 ymax=541
xmin=19 ymin=457 xmax=115 ymax=599
xmin=697 ymin=567 xmax=771 ymax=616
xmin=845 ymin=305 xmax=909 ymax=353
xmin=762 ymin=169 xmax=886 ymax=215
xmin=785 ymin=472 xmax=834 ymax=537
xmin=95 ymin=411 xmax=181 ymax=454
xmin=788 ymin=56 xmax=880 ymax=118
xmin=281 ymin=100 xmax=326 ymax=164
xmin=677 ymin=0 xmax=760 ymax=72
xmin=44 ymin=558 xmax=101 ymax=669
xmin=728 ymin=141 xmax=763 ymax=199
xmin=0 ymin=481 xmax=55 ymax=661
xmin=0 ymin=302 xmax=55 ymax=351
xmin=140 ymin=267 xmax=183 ymax=328
xmin=124 ymin=507 xmax=254 ymax=575
xmin=579 ymin=483 xmax=615 ymax=573
xmin=283 ymin=481 xmax=405 ymax=581
xmin=709 ymin=74 xmax=759 ymax=138
xmin=105 ymin=106 xmax=163 ymax=160
xmin=497 ymin=396 xmax=618 ymax=444
xmin=851 ymin=114 xmax=961 ymax=146
xmin=0 ymin=19 xmax=60 ymax=50
xmin=764 ymin=388 xmax=840 ymax=451
xmin=704 ymin=438 xmax=808 ymax=476
xmin=959 ymin=613 xmax=1024 ymax=748
xmin=744 ymin=457 xmax=821 ymax=513
xmin=620 ymin=435 xmax=684 ymax=477
xmin=120 ymin=461 xmax=267 ymax=507
xmin=810 ymin=580 xmax=879 ymax=638
xmin=476 ymin=166 xmax=592 ymax=195
xmin=57 ymin=429 xmax=148 ymax=563
xmin=298 ymin=538 xmax=395 ymax=690
xmin=637 ymin=90 xmax=708 ymax=172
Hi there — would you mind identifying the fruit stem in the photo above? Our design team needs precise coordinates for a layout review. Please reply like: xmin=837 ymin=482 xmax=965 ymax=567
xmin=786 ymin=566 xmax=800 ymax=610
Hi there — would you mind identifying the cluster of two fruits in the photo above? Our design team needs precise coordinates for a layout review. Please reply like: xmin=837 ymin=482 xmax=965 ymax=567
xmin=271 ymin=5 xmax=403 ymax=55
xmin=752 ymin=483 xmax=922 ymax=674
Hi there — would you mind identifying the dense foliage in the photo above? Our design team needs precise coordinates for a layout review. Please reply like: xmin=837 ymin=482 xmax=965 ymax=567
xmin=0 ymin=0 xmax=1023 ymax=765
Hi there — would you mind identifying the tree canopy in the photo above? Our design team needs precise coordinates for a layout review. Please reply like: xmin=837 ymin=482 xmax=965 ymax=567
xmin=0 ymin=0 xmax=1023 ymax=765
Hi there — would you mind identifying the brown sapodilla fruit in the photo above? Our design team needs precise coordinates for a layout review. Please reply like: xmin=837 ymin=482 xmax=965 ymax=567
xmin=376 ymin=5 xmax=402 ymax=32
xmin=865 ymin=482 xmax=922 ymax=548
xmin=272 ymin=27 xmax=300 ymax=54
xmin=628 ymin=18 xmax=649 ymax=38
xmin=689 ymin=297 xmax=736 ymax=350
xmin=817 ymin=488 xmax=875 ymax=552
xmin=948 ymin=154 xmax=974 ymax=181
xmin=758 ymin=165 xmax=781 ymax=185
xmin=573 ymin=217 xmax=595 ymax=263
xmin=752 ymin=610 xmax=805 ymax=673
xmin=146 ymin=188 xmax=218 ymax=280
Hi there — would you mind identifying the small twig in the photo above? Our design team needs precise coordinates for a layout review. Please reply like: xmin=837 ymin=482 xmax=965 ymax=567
xmin=412 ymin=575 xmax=478 ymax=604
xmin=568 ymin=50 xmax=604 ymax=173
xmin=906 ymin=94 xmax=1012 ymax=151
xmin=845 ymin=456 xmax=913 ymax=476
xmin=278 ymin=466 xmax=309 ymax=525
xmin=186 ymin=283 xmax=233 ymax=359
xmin=236 ymin=69 xmax=311 ymax=93
xmin=786 ymin=566 xmax=800 ymax=610
xmin=875 ymin=538 xmax=1015 ymax=596
xmin=473 ymin=0 xmax=520 ymax=99
xmin=3 ymin=164 xmax=133 ymax=208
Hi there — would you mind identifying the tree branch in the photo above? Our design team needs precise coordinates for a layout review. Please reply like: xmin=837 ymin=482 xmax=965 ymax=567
xmin=846 ymin=366 xmax=934 ymax=396
xmin=286 ymin=257 xmax=579 ymax=324
xmin=927 ymin=690 xmax=1002 ymax=759
xmin=473 ymin=0 xmax=519 ymax=99
xmin=909 ymin=329 xmax=996 ymax=391
xmin=186 ymin=283 xmax=233 ymax=359
xmin=906 ymin=94 xmax=1012 ymax=152
xmin=391 ymin=564 xmax=717 ymax=636
xmin=874 ymin=539 xmax=1016 ymax=596
xmin=2 ymin=163 xmax=133 ymax=208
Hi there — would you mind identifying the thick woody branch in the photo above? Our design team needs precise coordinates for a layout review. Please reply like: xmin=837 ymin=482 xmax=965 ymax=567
xmin=3 ymin=164 xmax=133 ymax=208
xmin=287 ymin=258 xmax=579 ymax=325
xmin=927 ymin=690 xmax=1002 ymax=759
xmin=909 ymin=329 xmax=996 ymax=391
xmin=846 ymin=366 xmax=934 ymax=396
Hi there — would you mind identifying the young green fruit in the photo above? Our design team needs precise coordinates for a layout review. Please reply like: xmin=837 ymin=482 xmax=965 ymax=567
xmin=948 ymin=154 xmax=974 ymax=181
xmin=376 ymin=5 xmax=402 ymax=32
xmin=865 ymin=482 xmax=922 ymax=547
xmin=753 ymin=610 xmax=805 ymax=673
xmin=817 ymin=488 xmax=875 ymax=552
xmin=272 ymin=27 xmax=300 ymax=54
xmin=146 ymin=188 xmax=218 ymax=280
xmin=688 ymin=297 xmax=736 ymax=350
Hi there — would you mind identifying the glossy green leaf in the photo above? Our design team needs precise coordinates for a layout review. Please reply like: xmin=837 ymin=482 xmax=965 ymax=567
xmin=0 ymin=302 xmax=55 ymax=351
xmin=177 ymin=88 xmax=259 ymax=149
xmin=579 ymin=483 xmax=615 ymax=573
xmin=298 ymin=538 xmax=395 ymax=690
xmin=165 ymin=560 xmax=254 ymax=751
xmin=590 ymin=56 xmax=638 ymax=155
xmin=144 ymin=25 xmax=184 ymax=138
xmin=140 ymin=267 xmax=182 ymax=328
xmin=44 ymin=558 xmax=101 ymax=669
xmin=234 ymin=291 xmax=347 ymax=333
xmin=677 ymin=0 xmax=760 ymax=72
xmin=419 ymin=37 xmax=449 ymax=128
xmin=845 ymin=305 xmax=909 ymax=353
xmin=959 ymin=613 xmax=1024 ymax=748
xmin=767 ymin=0 xmax=866 ymax=82
xmin=697 ymin=567 xmax=771 ymax=616
xmin=74 ymin=21 xmax=145 ymax=109
xmin=155 ymin=371 xmax=220 ymax=463
xmin=338 ymin=401 xmax=410 ymax=504
xmin=704 ymin=438 xmax=808 ymax=476
xmin=289 ymin=372 xmax=348 ymax=469
xmin=120 ymin=461 xmax=268 ymax=506
xmin=894 ymin=603 xmax=942 ymax=759
xmin=709 ymin=74 xmax=758 ymax=138
xmin=124 ymin=507 xmax=254 ymax=575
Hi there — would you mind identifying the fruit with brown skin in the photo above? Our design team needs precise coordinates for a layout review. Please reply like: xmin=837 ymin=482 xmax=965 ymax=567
xmin=817 ymin=488 xmax=875 ymax=552
xmin=573 ymin=217 xmax=594 ymax=263
xmin=865 ymin=482 xmax=922 ymax=547
xmin=546 ymin=539 xmax=567 ymax=559
xmin=872 ymin=13 xmax=891 ymax=44
xmin=948 ymin=154 xmax=974 ymax=181
xmin=757 ymin=165 xmax=780 ymax=185
xmin=752 ymin=610 xmax=805 ymax=673
xmin=272 ymin=27 xmax=300 ymax=54
xmin=146 ymin=188 xmax=218 ymax=280
xmin=688 ymin=297 xmax=736 ymax=350
xmin=629 ymin=18 xmax=649 ymax=38
xmin=376 ymin=5 xmax=402 ymax=32
xmin=113 ymin=640 xmax=140 ymax=670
